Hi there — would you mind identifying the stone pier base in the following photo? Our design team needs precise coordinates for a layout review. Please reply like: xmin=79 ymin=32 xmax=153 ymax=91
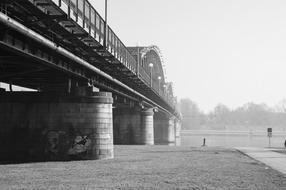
xmin=154 ymin=115 xmax=176 ymax=145
xmin=175 ymin=120 xmax=182 ymax=146
xmin=0 ymin=92 xmax=113 ymax=162
xmin=113 ymin=107 xmax=154 ymax=145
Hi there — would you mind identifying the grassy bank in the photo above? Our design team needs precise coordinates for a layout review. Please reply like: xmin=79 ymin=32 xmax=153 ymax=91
xmin=0 ymin=146 xmax=286 ymax=189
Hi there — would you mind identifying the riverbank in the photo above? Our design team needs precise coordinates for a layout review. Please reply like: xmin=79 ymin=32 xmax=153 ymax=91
xmin=0 ymin=145 xmax=286 ymax=189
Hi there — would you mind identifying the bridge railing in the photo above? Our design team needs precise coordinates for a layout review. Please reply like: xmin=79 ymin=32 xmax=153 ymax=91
xmin=53 ymin=0 xmax=137 ymax=74
xmin=138 ymin=67 xmax=151 ymax=86
xmin=49 ymin=0 xmax=175 ymax=108
xmin=106 ymin=27 xmax=138 ymax=74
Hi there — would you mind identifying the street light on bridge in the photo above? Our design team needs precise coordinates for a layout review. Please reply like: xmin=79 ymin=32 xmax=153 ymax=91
xmin=163 ymin=84 xmax=167 ymax=99
xmin=148 ymin=63 xmax=153 ymax=88
xmin=158 ymin=76 xmax=161 ymax=95
xmin=104 ymin=0 xmax=108 ymax=49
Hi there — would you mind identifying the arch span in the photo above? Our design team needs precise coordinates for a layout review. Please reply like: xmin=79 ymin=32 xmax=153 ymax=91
xmin=140 ymin=45 xmax=167 ymax=83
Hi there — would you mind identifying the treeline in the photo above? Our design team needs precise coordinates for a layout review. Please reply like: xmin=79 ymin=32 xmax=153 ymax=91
xmin=179 ymin=98 xmax=286 ymax=131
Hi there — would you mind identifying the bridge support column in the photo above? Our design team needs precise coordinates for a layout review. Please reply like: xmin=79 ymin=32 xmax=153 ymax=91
xmin=174 ymin=119 xmax=182 ymax=146
xmin=154 ymin=114 xmax=176 ymax=145
xmin=167 ymin=118 xmax=176 ymax=146
xmin=140 ymin=108 xmax=154 ymax=145
xmin=113 ymin=107 xmax=154 ymax=145
xmin=0 ymin=91 xmax=113 ymax=162
xmin=113 ymin=108 xmax=141 ymax=144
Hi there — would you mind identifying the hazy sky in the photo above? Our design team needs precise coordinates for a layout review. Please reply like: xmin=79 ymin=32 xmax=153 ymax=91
xmin=89 ymin=0 xmax=286 ymax=112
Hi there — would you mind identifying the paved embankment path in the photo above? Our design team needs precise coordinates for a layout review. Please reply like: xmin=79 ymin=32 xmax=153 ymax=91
xmin=1 ymin=146 xmax=286 ymax=189
xmin=236 ymin=147 xmax=286 ymax=175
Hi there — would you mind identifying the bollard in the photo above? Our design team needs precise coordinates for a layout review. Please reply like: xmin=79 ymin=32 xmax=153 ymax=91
xmin=202 ymin=138 xmax=206 ymax=146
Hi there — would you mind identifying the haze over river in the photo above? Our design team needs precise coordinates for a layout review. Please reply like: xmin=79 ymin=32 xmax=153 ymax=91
xmin=181 ymin=130 xmax=286 ymax=148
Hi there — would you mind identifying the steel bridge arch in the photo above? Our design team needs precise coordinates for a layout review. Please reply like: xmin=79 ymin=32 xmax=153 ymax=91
xmin=140 ymin=45 xmax=167 ymax=83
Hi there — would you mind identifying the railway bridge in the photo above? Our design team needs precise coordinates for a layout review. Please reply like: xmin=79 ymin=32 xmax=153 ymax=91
xmin=0 ymin=0 xmax=181 ymax=161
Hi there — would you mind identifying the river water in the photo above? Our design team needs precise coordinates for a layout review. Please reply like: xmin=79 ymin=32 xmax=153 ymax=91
xmin=181 ymin=130 xmax=286 ymax=148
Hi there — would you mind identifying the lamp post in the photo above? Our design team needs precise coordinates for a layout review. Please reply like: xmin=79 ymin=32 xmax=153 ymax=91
xmin=157 ymin=76 xmax=161 ymax=95
xmin=103 ymin=0 xmax=108 ymax=49
xmin=163 ymin=84 xmax=167 ymax=100
xmin=148 ymin=63 xmax=153 ymax=88
xmin=165 ymin=84 xmax=169 ymax=100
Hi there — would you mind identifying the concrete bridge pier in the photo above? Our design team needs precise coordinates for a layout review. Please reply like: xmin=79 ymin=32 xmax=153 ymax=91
xmin=174 ymin=119 xmax=182 ymax=146
xmin=141 ymin=108 xmax=155 ymax=145
xmin=154 ymin=114 xmax=176 ymax=145
xmin=113 ymin=107 xmax=154 ymax=145
xmin=0 ymin=88 xmax=114 ymax=162
xmin=167 ymin=117 xmax=176 ymax=146
xmin=113 ymin=107 xmax=141 ymax=144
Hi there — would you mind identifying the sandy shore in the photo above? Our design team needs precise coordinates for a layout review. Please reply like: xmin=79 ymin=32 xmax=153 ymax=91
xmin=0 ymin=145 xmax=286 ymax=189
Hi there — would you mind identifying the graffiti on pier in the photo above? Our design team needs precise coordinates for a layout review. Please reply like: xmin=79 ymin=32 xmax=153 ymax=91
xmin=45 ymin=130 xmax=66 ymax=157
xmin=68 ymin=135 xmax=91 ymax=155
xmin=43 ymin=127 xmax=92 ymax=159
